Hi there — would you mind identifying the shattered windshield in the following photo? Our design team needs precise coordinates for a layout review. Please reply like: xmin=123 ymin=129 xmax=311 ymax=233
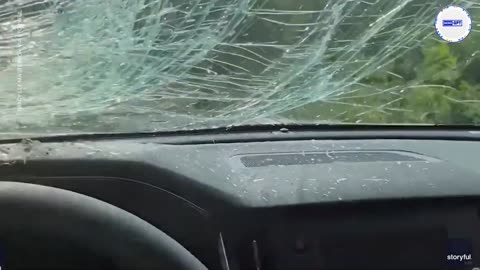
xmin=0 ymin=0 xmax=479 ymax=136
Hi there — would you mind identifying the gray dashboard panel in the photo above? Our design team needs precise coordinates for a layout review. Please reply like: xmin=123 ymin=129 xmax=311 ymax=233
xmin=0 ymin=138 xmax=479 ymax=207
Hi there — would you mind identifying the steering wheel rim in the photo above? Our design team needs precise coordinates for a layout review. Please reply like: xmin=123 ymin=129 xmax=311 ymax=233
xmin=0 ymin=181 xmax=208 ymax=270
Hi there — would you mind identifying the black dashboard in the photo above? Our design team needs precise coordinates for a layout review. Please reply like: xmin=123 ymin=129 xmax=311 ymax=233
xmin=1 ymin=129 xmax=480 ymax=270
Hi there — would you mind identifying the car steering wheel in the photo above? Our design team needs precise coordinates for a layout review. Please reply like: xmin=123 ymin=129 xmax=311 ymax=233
xmin=0 ymin=182 xmax=208 ymax=270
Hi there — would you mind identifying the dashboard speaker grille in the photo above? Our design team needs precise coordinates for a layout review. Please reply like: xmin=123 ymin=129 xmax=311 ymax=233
xmin=240 ymin=151 xmax=423 ymax=167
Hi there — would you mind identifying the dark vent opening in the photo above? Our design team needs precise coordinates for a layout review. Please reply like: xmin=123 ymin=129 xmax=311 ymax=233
xmin=240 ymin=151 xmax=423 ymax=167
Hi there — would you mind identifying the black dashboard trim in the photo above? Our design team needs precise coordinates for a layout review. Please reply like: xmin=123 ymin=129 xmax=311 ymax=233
xmin=2 ymin=125 xmax=480 ymax=145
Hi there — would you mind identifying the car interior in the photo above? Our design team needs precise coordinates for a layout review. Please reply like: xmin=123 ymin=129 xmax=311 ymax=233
xmin=0 ymin=0 xmax=478 ymax=269
xmin=0 ymin=126 xmax=478 ymax=270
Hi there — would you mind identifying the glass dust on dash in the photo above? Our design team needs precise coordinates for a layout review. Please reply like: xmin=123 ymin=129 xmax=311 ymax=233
xmin=435 ymin=5 xmax=472 ymax=43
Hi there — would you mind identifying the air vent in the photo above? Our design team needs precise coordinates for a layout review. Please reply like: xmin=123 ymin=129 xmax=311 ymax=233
xmin=240 ymin=151 xmax=424 ymax=167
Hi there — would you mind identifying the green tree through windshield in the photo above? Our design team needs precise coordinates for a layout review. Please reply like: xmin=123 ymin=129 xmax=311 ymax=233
xmin=287 ymin=6 xmax=480 ymax=125
xmin=0 ymin=0 xmax=479 ymax=136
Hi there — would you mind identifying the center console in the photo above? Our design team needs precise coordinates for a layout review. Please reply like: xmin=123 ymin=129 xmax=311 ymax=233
xmin=223 ymin=199 xmax=480 ymax=270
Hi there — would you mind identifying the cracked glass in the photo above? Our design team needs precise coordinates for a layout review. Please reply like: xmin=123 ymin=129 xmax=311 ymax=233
xmin=0 ymin=0 xmax=479 ymax=137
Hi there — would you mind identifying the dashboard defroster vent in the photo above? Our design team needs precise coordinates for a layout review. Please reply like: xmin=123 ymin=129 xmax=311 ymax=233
xmin=240 ymin=151 xmax=426 ymax=167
